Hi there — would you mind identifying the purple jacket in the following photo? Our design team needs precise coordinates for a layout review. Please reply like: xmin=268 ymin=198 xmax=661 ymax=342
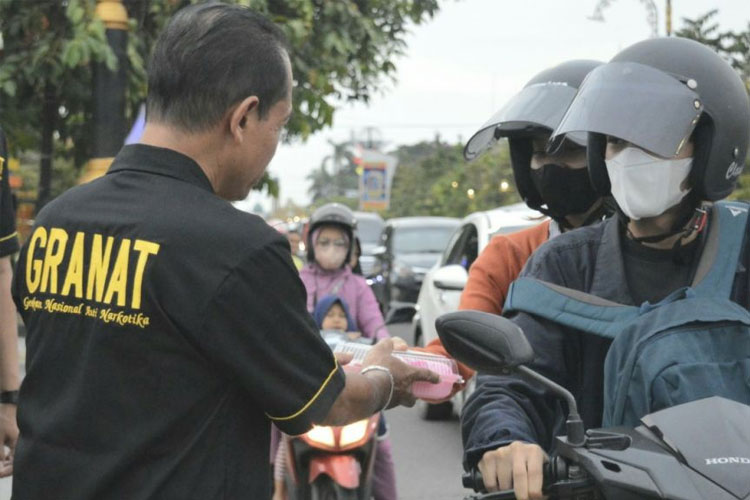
xmin=299 ymin=264 xmax=389 ymax=340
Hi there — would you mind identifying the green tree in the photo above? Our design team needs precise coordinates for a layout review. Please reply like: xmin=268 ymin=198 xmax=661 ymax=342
xmin=676 ymin=10 xmax=749 ymax=92
xmin=387 ymin=140 xmax=519 ymax=218
xmin=307 ymin=139 xmax=361 ymax=204
xmin=0 ymin=0 xmax=440 ymax=208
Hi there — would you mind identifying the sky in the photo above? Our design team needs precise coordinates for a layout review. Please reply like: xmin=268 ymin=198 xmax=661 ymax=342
xmin=234 ymin=0 xmax=750 ymax=215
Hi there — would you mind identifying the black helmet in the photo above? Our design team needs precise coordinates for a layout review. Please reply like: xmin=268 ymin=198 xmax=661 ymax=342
xmin=306 ymin=203 xmax=357 ymax=262
xmin=552 ymin=37 xmax=750 ymax=201
xmin=463 ymin=59 xmax=603 ymax=213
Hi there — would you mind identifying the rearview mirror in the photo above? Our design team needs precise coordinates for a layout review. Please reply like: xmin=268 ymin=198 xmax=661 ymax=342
xmin=435 ymin=310 xmax=534 ymax=374
xmin=437 ymin=310 xmax=587 ymax=446
xmin=433 ymin=264 xmax=468 ymax=291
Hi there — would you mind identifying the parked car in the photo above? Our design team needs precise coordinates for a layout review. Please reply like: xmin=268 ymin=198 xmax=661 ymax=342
xmin=370 ymin=217 xmax=460 ymax=321
xmin=412 ymin=202 xmax=543 ymax=419
xmin=353 ymin=211 xmax=385 ymax=277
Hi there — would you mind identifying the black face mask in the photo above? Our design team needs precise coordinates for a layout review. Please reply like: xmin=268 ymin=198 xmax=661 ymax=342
xmin=530 ymin=163 xmax=599 ymax=218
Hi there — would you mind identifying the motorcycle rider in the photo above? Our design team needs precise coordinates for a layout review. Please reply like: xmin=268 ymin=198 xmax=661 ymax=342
xmin=417 ymin=60 xmax=609 ymax=389
xmin=462 ymin=37 xmax=750 ymax=499
xmin=298 ymin=203 xmax=398 ymax=500
xmin=300 ymin=204 xmax=389 ymax=341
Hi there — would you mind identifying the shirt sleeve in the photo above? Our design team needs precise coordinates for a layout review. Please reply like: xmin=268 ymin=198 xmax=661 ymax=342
xmin=458 ymin=235 xmax=522 ymax=315
xmin=0 ymin=129 xmax=19 ymax=258
xmin=458 ymin=221 xmax=549 ymax=315
xmin=199 ymin=238 xmax=345 ymax=435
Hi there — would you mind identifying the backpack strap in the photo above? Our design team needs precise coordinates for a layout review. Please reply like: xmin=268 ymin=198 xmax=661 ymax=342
xmin=691 ymin=201 xmax=750 ymax=298
xmin=504 ymin=201 xmax=750 ymax=339
xmin=504 ymin=278 xmax=639 ymax=340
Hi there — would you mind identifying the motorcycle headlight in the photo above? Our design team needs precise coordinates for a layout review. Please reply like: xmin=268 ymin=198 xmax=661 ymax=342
xmin=339 ymin=419 xmax=369 ymax=447
xmin=306 ymin=425 xmax=335 ymax=447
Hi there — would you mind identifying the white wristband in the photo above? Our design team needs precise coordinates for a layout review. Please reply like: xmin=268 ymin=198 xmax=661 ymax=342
xmin=361 ymin=365 xmax=394 ymax=412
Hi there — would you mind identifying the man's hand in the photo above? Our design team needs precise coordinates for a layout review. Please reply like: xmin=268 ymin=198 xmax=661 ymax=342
xmin=362 ymin=338 xmax=440 ymax=408
xmin=333 ymin=351 xmax=354 ymax=365
xmin=478 ymin=441 xmax=547 ymax=500
xmin=390 ymin=336 xmax=408 ymax=351
xmin=0 ymin=403 xmax=18 ymax=477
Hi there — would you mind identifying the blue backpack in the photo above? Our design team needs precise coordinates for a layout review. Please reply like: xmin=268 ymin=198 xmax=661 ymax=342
xmin=504 ymin=201 xmax=750 ymax=427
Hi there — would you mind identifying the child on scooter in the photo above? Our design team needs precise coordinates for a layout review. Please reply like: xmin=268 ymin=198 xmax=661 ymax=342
xmin=273 ymin=295 xmax=398 ymax=500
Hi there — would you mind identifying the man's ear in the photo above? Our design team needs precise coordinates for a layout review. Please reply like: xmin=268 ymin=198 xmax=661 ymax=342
xmin=228 ymin=96 xmax=260 ymax=142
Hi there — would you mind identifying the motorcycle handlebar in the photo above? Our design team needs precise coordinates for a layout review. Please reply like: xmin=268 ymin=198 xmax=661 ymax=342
xmin=462 ymin=458 xmax=560 ymax=493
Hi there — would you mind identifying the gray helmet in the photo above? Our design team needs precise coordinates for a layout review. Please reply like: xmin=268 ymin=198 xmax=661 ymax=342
xmin=464 ymin=59 xmax=603 ymax=212
xmin=552 ymin=37 xmax=750 ymax=201
xmin=307 ymin=203 xmax=357 ymax=262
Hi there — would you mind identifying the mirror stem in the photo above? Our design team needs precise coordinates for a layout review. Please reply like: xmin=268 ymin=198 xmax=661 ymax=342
xmin=517 ymin=365 xmax=586 ymax=446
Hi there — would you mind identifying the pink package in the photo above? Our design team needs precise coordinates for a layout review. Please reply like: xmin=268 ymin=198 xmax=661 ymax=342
xmin=334 ymin=343 xmax=463 ymax=400
xmin=407 ymin=358 xmax=462 ymax=400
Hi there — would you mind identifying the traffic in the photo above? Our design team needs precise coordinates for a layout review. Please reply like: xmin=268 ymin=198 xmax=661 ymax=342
xmin=0 ymin=2 xmax=749 ymax=500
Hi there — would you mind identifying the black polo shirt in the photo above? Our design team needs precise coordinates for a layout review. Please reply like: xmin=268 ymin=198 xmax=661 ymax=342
xmin=12 ymin=144 xmax=345 ymax=500
xmin=0 ymin=128 xmax=19 ymax=257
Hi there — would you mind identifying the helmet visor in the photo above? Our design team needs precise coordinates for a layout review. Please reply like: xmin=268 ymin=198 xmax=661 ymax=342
xmin=551 ymin=62 xmax=704 ymax=158
xmin=464 ymin=83 xmax=580 ymax=160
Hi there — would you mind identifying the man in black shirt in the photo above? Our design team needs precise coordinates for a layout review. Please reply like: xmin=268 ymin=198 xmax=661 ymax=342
xmin=0 ymin=126 xmax=20 ymax=477
xmin=11 ymin=4 xmax=437 ymax=499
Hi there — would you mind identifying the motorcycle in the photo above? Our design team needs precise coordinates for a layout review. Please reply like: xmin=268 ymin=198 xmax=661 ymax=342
xmin=283 ymin=331 xmax=381 ymax=500
xmin=435 ymin=310 xmax=750 ymax=500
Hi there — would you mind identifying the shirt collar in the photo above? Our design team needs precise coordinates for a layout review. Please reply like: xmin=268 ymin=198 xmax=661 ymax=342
xmin=107 ymin=144 xmax=215 ymax=193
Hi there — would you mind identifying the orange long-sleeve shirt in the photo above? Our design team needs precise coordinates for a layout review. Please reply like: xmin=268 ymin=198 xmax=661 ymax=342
xmin=422 ymin=220 xmax=551 ymax=380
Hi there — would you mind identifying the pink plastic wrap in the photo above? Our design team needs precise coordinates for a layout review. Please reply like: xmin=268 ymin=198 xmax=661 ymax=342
xmin=334 ymin=342 xmax=464 ymax=399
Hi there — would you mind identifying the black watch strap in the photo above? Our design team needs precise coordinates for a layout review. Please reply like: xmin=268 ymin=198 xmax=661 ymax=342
xmin=0 ymin=391 xmax=19 ymax=405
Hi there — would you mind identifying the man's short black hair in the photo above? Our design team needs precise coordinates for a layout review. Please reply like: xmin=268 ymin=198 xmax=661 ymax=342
xmin=146 ymin=2 xmax=290 ymax=132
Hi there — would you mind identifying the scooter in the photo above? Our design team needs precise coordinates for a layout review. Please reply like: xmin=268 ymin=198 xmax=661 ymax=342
xmin=283 ymin=331 xmax=381 ymax=500
xmin=436 ymin=310 xmax=750 ymax=500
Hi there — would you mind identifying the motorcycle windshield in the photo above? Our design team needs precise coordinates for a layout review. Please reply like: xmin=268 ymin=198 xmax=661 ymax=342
xmin=551 ymin=61 xmax=703 ymax=158
xmin=464 ymin=83 xmax=581 ymax=161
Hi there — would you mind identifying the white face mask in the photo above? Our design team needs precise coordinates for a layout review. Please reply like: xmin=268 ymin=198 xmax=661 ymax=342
xmin=605 ymin=146 xmax=693 ymax=220
xmin=315 ymin=245 xmax=348 ymax=271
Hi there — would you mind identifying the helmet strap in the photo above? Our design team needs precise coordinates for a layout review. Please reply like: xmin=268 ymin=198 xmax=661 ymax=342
xmin=622 ymin=194 xmax=708 ymax=251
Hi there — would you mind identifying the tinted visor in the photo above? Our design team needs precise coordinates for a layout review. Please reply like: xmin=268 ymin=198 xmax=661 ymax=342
xmin=551 ymin=62 xmax=703 ymax=158
xmin=464 ymin=83 xmax=580 ymax=160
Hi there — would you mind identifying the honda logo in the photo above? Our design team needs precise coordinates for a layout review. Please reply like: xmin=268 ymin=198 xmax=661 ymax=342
xmin=705 ymin=457 xmax=750 ymax=465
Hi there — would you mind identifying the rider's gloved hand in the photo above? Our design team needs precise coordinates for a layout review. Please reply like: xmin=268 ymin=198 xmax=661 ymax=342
xmin=362 ymin=338 xmax=440 ymax=408
xmin=479 ymin=441 xmax=547 ymax=500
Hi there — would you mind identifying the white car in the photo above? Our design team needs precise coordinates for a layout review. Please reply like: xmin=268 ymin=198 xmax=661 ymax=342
xmin=412 ymin=202 xmax=543 ymax=419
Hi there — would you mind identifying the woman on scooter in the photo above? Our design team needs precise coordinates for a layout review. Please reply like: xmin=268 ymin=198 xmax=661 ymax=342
xmin=462 ymin=37 xmax=750 ymax=499
xmin=298 ymin=205 xmax=397 ymax=500
xmin=274 ymin=295 xmax=383 ymax=500
xmin=416 ymin=59 xmax=609 ymax=388
xmin=299 ymin=204 xmax=389 ymax=341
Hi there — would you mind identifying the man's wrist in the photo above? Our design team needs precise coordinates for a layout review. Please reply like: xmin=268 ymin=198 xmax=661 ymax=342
xmin=360 ymin=365 xmax=394 ymax=412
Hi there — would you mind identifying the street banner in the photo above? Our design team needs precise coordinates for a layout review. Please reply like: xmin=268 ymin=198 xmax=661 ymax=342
xmin=359 ymin=149 xmax=398 ymax=211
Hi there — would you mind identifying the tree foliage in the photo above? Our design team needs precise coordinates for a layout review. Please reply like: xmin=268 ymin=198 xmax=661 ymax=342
xmin=386 ymin=140 xmax=520 ymax=218
xmin=676 ymin=9 xmax=749 ymax=92
xmin=306 ymin=139 xmax=360 ymax=204
xmin=0 ymin=0 xmax=440 ymax=203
